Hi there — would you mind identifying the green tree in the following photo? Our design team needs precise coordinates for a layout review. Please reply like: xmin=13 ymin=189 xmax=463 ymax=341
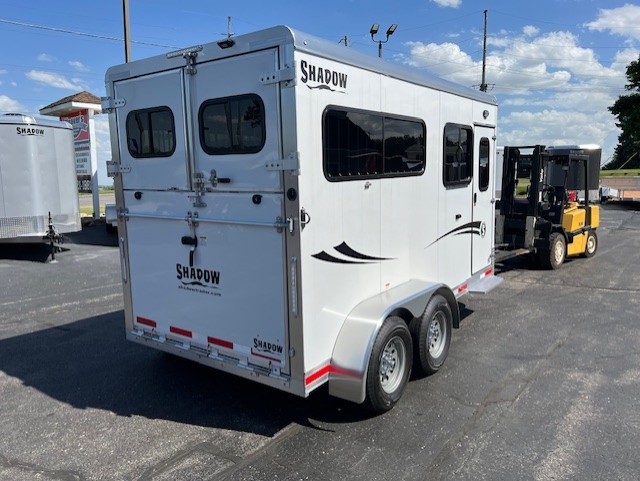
xmin=608 ymin=55 xmax=640 ymax=169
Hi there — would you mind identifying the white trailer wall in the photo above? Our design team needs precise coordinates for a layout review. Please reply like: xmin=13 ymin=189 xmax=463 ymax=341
xmin=0 ymin=114 xmax=80 ymax=240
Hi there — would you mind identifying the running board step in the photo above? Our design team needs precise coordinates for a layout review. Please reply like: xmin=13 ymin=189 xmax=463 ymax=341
xmin=468 ymin=275 xmax=503 ymax=294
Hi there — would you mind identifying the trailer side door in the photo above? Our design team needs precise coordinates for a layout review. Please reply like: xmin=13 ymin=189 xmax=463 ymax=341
xmin=472 ymin=126 xmax=495 ymax=274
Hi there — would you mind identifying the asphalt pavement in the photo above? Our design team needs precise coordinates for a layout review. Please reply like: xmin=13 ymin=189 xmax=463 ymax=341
xmin=0 ymin=204 xmax=639 ymax=481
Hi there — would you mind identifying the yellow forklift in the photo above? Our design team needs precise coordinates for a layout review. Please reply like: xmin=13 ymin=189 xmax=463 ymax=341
xmin=495 ymin=145 xmax=600 ymax=269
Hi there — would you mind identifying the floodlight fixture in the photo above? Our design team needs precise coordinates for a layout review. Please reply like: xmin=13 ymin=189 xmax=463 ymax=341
xmin=370 ymin=23 xmax=397 ymax=58
xmin=386 ymin=24 xmax=397 ymax=37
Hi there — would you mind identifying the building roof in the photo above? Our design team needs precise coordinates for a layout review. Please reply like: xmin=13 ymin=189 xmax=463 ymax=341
xmin=39 ymin=91 xmax=102 ymax=117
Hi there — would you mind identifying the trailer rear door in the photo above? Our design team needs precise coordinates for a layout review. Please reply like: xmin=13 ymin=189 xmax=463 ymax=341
xmin=113 ymin=48 xmax=290 ymax=374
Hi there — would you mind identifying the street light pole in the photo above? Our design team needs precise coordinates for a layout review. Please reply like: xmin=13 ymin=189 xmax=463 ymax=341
xmin=122 ymin=0 xmax=131 ymax=63
xmin=370 ymin=23 xmax=397 ymax=58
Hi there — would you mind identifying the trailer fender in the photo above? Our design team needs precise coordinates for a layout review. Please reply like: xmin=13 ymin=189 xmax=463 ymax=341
xmin=328 ymin=279 xmax=457 ymax=404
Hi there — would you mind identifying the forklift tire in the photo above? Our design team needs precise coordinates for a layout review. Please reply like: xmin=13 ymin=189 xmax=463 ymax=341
xmin=364 ymin=316 xmax=413 ymax=413
xmin=583 ymin=230 xmax=598 ymax=258
xmin=409 ymin=294 xmax=452 ymax=376
xmin=540 ymin=232 xmax=566 ymax=270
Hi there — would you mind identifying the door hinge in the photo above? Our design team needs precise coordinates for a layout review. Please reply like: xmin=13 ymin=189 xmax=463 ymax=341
xmin=260 ymin=64 xmax=296 ymax=87
xmin=265 ymin=152 xmax=300 ymax=173
xmin=191 ymin=173 xmax=207 ymax=207
xmin=107 ymin=160 xmax=131 ymax=177
xmin=183 ymin=50 xmax=199 ymax=75
xmin=101 ymin=97 xmax=126 ymax=113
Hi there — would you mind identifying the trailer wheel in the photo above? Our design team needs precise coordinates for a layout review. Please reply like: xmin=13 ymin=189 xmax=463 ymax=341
xmin=540 ymin=232 xmax=566 ymax=270
xmin=364 ymin=316 xmax=413 ymax=413
xmin=410 ymin=294 xmax=452 ymax=376
xmin=583 ymin=230 xmax=598 ymax=258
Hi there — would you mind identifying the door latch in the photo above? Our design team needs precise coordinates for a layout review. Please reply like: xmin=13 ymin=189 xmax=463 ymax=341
xmin=184 ymin=212 xmax=199 ymax=266
xmin=209 ymin=169 xmax=231 ymax=188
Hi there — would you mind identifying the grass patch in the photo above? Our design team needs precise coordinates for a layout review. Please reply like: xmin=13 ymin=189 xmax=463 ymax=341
xmin=601 ymin=169 xmax=640 ymax=177
xmin=79 ymin=187 xmax=115 ymax=197
xmin=80 ymin=205 xmax=106 ymax=217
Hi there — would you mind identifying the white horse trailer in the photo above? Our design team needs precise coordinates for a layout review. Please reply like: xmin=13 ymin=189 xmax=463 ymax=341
xmin=0 ymin=114 xmax=80 ymax=242
xmin=104 ymin=26 xmax=501 ymax=412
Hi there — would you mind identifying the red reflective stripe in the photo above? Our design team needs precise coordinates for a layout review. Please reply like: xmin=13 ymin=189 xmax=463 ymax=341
xmin=457 ymin=283 xmax=468 ymax=293
xmin=170 ymin=326 xmax=192 ymax=338
xmin=251 ymin=350 xmax=281 ymax=362
xmin=136 ymin=317 xmax=157 ymax=328
xmin=208 ymin=336 xmax=233 ymax=349
xmin=485 ymin=268 xmax=493 ymax=277
xmin=305 ymin=365 xmax=330 ymax=386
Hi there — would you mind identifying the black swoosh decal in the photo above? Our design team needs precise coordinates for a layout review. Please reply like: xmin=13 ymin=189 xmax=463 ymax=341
xmin=181 ymin=281 xmax=220 ymax=289
xmin=426 ymin=221 xmax=482 ymax=248
xmin=307 ymin=84 xmax=339 ymax=92
xmin=334 ymin=242 xmax=394 ymax=261
xmin=312 ymin=251 xmax=371 ymax=264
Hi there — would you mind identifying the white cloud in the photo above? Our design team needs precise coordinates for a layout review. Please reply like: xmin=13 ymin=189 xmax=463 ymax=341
xmin=523 ymin=25 xmax=539 ymax=37
xmin=11 ymin=82 xmax=17 ymax=87
xmin=431 ymin=0 xmax=461 ymax=8
xmin=68 ymin=60 xmax=90 ymax=72
xmin=37 ymin=53 xmax=56 ymax=62
xmin=0 ymin=95 xmax=24 ymax=112
xmin=25 ymin=70 xmax=86 ymax=90
xmin=405 ymin=29 xmax=625 ymax=94
xmin=586 ymin=4 xmax=640 ymax=41
xmin=0 ymin=69 xmax=7 ymax=75
xmin=499 ymin=109 xmax=619 ymax=163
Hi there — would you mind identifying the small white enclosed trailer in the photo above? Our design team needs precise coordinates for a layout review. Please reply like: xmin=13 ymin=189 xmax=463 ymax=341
xmin=104 ymin=26 xmax=501 ymax=412
xmin=0 ymin=113 xmax=80 ymax=242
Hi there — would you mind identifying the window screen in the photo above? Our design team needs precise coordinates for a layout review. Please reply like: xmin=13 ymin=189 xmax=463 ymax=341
xmin=323 ymin=108 xmax=425 ymax=181
xmin=126 ymin=107 xmax=175 ymax=158
xmin=199 ymin=94 xmax=265 ymax=155
xmin=479 ymin=137 xmax=490 ymax=191
xmin=443 ymin=124 xmax=473 ymax=186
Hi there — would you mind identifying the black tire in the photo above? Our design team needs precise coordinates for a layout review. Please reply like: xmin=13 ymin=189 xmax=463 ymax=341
xmin=583 ymin=230 xmax=597 ymax=258
xmin=409 ymin=294 xmax=453 ymax=376
xmin=364 ymin=316 xmax=413 ymax=413
xmin=539 ymin=232 xmax=566 ymax=270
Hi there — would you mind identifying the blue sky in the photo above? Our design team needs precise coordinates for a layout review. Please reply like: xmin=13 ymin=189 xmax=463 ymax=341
xmin=1 ymin=1 xmax=638 ymax=184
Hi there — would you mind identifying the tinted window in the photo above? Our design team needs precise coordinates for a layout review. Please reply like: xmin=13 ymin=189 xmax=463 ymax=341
xmin=199 ymin=94 xmax=265 ymax=155
xmin=443 ymin=124 xmax=473 ymax=186
xmin=126 ymin=107 xmax=175 ymax=158
xmin=479 ymin=137 xmax=490 ymax=191
xmin=323 ymin=108 xmax=425 ymax=181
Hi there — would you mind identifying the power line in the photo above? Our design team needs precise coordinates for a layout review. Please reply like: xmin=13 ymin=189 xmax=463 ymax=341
xmin=0 ymin=18 xmax=181 ymax=49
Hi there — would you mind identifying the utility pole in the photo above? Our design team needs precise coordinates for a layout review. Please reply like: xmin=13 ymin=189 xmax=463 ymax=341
xmin=480 ymin=9 xmax=488 ymax=92
xmin=339 ymin=35 xmax=349 ymax=47
xmin=123 ymin=0 xmax=131 ymax=62
xmin=227 ymin=16 xmax=233 ymax=39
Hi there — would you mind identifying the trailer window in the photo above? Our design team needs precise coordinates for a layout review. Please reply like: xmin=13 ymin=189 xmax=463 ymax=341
xmin=199 ymin=94 xmax=265 ymax=155
xmin=323 ymin=108 xmax=425 ymax=181
xmin=126 ymin=107 xmax=175 ymax=158
xmin=443 ymin=124 xmax=473 ymax=186
xmin=479 ymin=137 xmax=490 ymax=191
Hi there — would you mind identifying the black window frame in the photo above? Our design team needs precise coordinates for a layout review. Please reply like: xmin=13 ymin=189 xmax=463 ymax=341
xmin=198 ymin=94 xmax=266 ymax=156
xmin=479 ymin=137 xmax=490 ymax=192
xmin=443 ymin=123 xmax=473 ymax=187
xmin=126 ymin=106 xmax=176 ymax=158
xmin=322 ymin=106 xmax=426 ymax=182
